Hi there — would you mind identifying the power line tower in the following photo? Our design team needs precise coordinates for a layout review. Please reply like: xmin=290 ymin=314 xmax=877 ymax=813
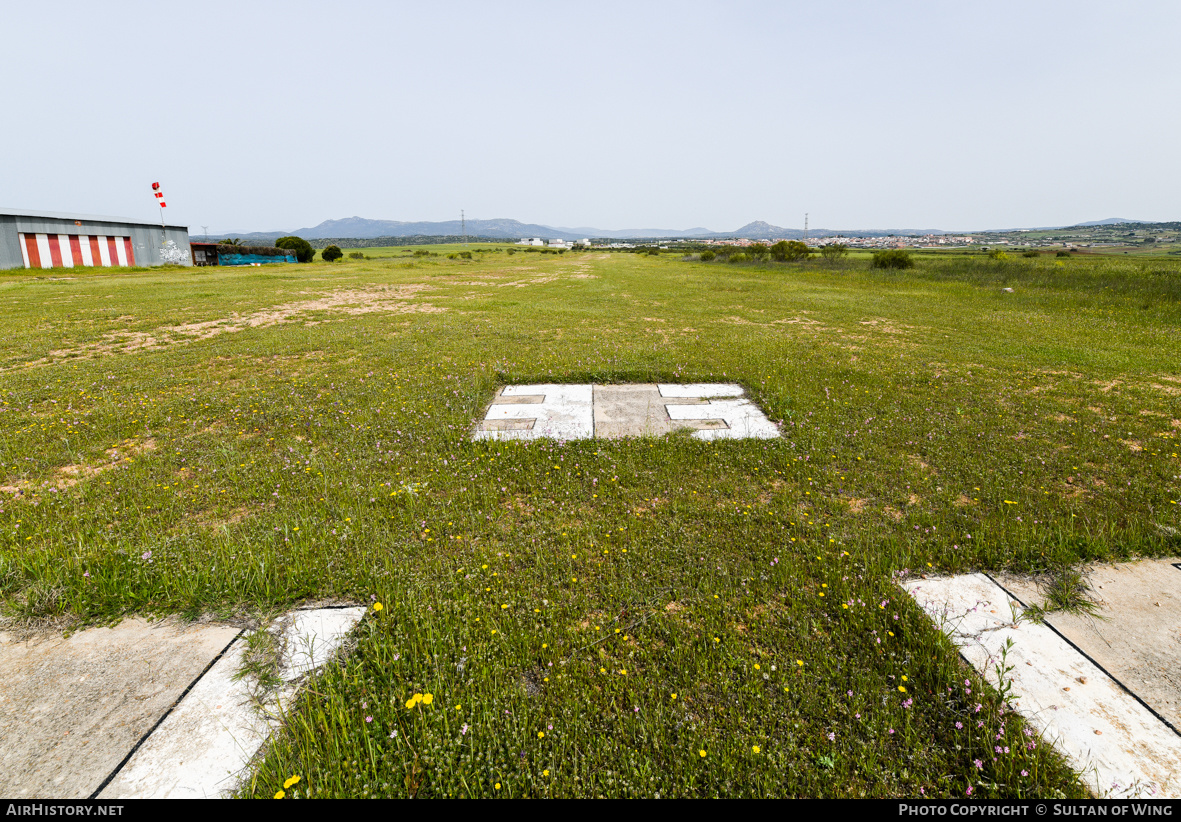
xmin=804 ymin=213 xmax=809 ymax=244
xmin=201 ymin=225 xmax=209 ymax=241
xmin=461 ymin=210 xmax=467 ymax=246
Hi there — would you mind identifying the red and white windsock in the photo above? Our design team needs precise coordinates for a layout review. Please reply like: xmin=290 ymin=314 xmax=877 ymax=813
xmin=151 ymin=181 xmax=169 ymax=231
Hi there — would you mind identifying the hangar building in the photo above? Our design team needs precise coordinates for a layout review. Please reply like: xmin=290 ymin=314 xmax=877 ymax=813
xmin=0 ymin=207 xmax=192 ymax=270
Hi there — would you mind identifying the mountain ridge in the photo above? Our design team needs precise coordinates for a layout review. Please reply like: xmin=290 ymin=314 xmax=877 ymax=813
xmin=216 ymin=216 xmax=1159 ymax=243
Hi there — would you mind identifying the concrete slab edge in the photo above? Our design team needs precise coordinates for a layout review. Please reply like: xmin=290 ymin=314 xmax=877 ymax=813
xmin=96 ymin=606 xmax=365 ymax=799
xmin=986 ymin=573 xmax=1181 ymax=740
xmin=903 ymin=574 xmax=1181 ymax=799
xmin=87 ymin=627 xmax=244 ymax=800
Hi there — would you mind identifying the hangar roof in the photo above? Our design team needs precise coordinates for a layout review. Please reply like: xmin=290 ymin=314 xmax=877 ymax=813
xmin=0 ymin=206 xmax=188 ymax=230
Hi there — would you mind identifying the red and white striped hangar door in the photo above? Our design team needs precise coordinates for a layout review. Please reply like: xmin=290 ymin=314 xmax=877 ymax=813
xmin=19 ymin=231 xmax=135 ymax=269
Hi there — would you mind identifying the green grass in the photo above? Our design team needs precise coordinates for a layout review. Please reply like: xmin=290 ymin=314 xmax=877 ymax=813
xmin=2 ymin=249 xmax=1178 ymax=797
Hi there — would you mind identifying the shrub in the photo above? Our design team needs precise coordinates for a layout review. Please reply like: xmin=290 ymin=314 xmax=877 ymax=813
xmin=728 ymin=253 xmax=750 ymax=263
xmin=322 ymin=245 xmax=343 ymax=263
xmin=819 ymin=243 xmax=848 ymax=262
xmin=413 ymin=249 xmax=432 ymax=257
xmin=748 ymin=243 xmax=769 ymax=260
xmin=1022 ymin=250 xmax=1039 ymax=258
xmin=770 ymin=240 xmax=810 ymax=262
xmin=348 ymin=251 xmax=365 ymax=260
xmin=870 ymin=249 xmax=914 ymax=269
xmin=1056 ymin=250 xmax=1072 ymax=257
xmin=987 ymin=249 xmax=1010 ymax=261
xmin=274 ymin=236 xmax=315 ymax=263
xmin=700 ymin=250 xmax=716 ymax=262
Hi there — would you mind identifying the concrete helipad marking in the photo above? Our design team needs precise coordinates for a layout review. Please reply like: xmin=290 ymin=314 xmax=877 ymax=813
xmin=904 ymin=573 xmax=1181 ymax=798
xmin=665 ymin=398 xmax=780 ymax=440
xmin=473 ymin=383 xmax=779 ymax=441
xmin=0 ymin=617 xmax=241 ymax=800
xmin=98 ymin=606 xmax=364 ymax=799
xmin=473 ymin=384 xmax=593 ymax=441
xmin=998 ymin=559 xmax=1181 ymax=732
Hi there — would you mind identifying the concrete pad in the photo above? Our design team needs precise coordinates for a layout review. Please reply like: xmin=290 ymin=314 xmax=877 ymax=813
xmin=473 ymin=383 xmax=780 ymax=442
xmin=904 ymin=573 xmax=1181 ymax=799
xmin=474 ymin=384 xmax=593 ymax=442
xmin=99 ymin=606 xmax=365 ymax=799
xmin=667 ymin=398 xmax=780 ymax=440
xmin=0 ymin=618 xmax=241 ymax=799
xmin=996 ymin=559 xmax=1181 ymax=731
xmin=657 ymin=383 xmax=745 ymax=398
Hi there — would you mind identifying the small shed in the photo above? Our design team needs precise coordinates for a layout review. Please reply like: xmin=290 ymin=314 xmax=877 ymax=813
xmin=190 ymin=243 xmax=297 ymax=266
xmin=190 ymin=242 xmax=220 ymax=266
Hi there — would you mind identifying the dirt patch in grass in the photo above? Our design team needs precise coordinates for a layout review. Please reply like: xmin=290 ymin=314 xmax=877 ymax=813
xmin=907 ymin=455 xmax=936 ymax=475
xmin=18 ymin=286 xmax=443 ymax=368
xmin=191 ymin=504 xmax=257 ymax=531
xmin=1 ymin=438 xmax=156 ymax=498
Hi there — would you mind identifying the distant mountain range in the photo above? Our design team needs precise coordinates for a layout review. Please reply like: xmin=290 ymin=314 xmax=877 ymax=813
xmin=216 ymin=216 xmax=1153 ymax=243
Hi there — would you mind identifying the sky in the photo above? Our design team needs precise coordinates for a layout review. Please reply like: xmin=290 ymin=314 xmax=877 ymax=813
xmin=2 ymin=0 xmax=1179 ymax=235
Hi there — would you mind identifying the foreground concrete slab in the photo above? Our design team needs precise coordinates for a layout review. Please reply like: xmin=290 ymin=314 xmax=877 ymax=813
xmin=904 ymin=573 xmax=1181 ymax=798
xmin=99 ymin=606 xmax=365 ymax=799
xmin=474 ymin=384 xmax=593 ymax=441
xmin=594 ymin=384 xmax=705 ymax=438
xmin=997 ymin=559 xmax=1181 ymax=732
xmin=473 ymin=383 xmax=779 ymax=442
xmin=0 ymin=618 xmax=241 ymax=799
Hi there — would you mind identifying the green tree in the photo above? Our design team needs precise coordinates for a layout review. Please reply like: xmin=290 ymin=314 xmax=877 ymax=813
xmin=322 ymin=245 xmax=343 ymax=263
xmin=770 ymin=240 xmax=809 ymax=262
xmin=819 ymin=243 xmax=848 ymax=262
xmin=699 ymin=250 xmax=716 ymax=262
xmin=870 ymin=249 xmax=914 ymax=269
xmin=748 ymin=243 xmax=769 ymax=260
xmin=274 ymin=236 xmax=315 ymax=263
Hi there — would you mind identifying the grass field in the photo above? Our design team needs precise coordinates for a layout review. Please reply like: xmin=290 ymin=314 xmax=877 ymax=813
xmin=2 ymin=249 xmax=1178 ymax=798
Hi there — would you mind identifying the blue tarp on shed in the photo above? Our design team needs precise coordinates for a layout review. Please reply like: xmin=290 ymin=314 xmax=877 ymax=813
xmin=219 ymin=253 xmax=296 ymax=266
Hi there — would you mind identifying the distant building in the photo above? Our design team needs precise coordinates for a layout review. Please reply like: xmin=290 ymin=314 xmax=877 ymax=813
xmin=0 ymin=207 xmax=191 ymax=270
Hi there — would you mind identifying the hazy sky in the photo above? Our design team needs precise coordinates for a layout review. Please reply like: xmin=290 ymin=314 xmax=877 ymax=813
xmin=3 ymin=0 xmax=1178 ymax=234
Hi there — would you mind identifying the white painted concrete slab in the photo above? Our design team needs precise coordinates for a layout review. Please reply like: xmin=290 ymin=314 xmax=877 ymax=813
xmin=98 ymin=606 xmax=365 ymax=799
xmin=997 ymin=559 xmax=1181 ymax=731
xmin=0 ymin=618 xmax=241 ymax=799
xmin=657 ymin=383 xmax=745 ymax=398
xmin=473 ymin=383 xmax=779 ymax=442
xmin=904 ymin=574 xmax=1181 ymax=799
xmin=666 ymin=398 xmax=780 ymax=440
xmin=474 ymin=384 xmax=594 ymax=441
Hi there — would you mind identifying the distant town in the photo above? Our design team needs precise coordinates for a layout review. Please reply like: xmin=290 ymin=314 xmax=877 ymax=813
xmin=516 ymin=221 xmax=1181 ymax=255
